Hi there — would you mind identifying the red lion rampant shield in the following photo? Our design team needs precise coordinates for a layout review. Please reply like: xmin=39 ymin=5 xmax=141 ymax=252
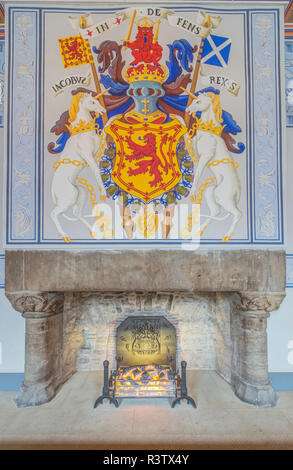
xmin=105 ymin=116 xmax=186 ymax=203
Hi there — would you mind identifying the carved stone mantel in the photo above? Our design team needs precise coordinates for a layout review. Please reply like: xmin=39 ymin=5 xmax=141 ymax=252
xmin=4 ymin=249 xmax=286 ymax=407
xmin=234 ymin=292 xmax=286 ymax=313
xmin=6 ymin=292 xmax=64 ymax=314
xmin=5 ymin=249 xmax=285 ymax=293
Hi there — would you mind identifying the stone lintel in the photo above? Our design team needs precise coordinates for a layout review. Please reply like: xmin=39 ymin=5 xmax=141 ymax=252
xmin=5 ymin=249 xmax=286 ymax=295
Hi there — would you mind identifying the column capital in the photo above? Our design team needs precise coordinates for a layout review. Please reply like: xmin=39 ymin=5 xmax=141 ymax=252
xmin=234 ymin=291 xmax=285 ymax=313
xmin=5 ymin=292 xmax=64 ymax=315
xmin=22 ymin=311 xmax=59 ymax=319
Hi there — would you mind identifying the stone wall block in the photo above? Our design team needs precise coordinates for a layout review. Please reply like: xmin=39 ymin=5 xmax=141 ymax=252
xmin=215 ymin=293 xmax=232 ymax=383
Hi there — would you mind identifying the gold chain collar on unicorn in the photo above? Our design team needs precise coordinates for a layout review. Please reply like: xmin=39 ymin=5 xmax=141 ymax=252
xmin=189 ymin=117 xmax=226 ymax=137
xmin=66 ymin=118 xmax=101 ymax=136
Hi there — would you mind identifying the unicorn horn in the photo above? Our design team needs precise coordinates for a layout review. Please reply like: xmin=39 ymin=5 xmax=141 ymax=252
xmin=180 ymin=87 xmax=198 ymax=100
xmin=93 ymin=88 xmax=110 ymax=100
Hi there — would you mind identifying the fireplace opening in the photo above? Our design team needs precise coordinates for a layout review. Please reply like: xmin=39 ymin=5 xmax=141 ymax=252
xmin=94 ymin=316 xmax=196 ymax=408
xmin=115 ymin=316 xmax=176 ymax=398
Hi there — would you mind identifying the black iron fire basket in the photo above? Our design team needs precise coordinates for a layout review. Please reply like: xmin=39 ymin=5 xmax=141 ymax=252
xmin=94 ymin=360 xmax=196 ymax=409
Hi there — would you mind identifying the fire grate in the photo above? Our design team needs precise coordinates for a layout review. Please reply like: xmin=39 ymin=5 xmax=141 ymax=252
xmin=93 ymin=316 xmax=196 ymax=408
xmin=94 ymin=359 xmax=196 ymax=408
xmin=115 ymin=364 xmax=176 ymax=398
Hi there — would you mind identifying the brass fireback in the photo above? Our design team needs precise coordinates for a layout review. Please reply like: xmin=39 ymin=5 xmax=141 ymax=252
xmin=116 ymin=316 xmax=176 ymax=370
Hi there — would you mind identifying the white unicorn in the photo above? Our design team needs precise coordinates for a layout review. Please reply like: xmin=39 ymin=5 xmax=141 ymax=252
xmin=49 ymin=91 xmax=107 ymax=243
xmin=185 ymin=89 xmax=243 ymax=242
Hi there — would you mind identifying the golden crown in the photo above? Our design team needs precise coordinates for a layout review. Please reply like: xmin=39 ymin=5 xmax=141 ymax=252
xmin=136 ymin=16 xmax=154 ymax=28
xmin=194 ymin=117 xmax=225 ymax=136
xmin=124 ymin=63 xmax=168 ymax=85
xmin=67 ymin=118 xmax=98 ymax=136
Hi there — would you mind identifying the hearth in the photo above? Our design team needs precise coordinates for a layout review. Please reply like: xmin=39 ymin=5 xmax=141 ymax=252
xmin=5 ymin=250 xmax=286 ymax=408
xmin=94 ymin=316 xmax=196 ymax=408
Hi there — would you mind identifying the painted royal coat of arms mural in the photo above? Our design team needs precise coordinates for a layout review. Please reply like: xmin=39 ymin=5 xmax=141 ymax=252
xmin=48 ymin=8 xmax=246 ymax=243
xmin=4 ymin=4 xmax=285 ymax=246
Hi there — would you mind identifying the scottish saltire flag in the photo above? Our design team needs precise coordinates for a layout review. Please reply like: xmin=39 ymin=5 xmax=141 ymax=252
xmin=201 ymin=35 xmax=231 ymax=67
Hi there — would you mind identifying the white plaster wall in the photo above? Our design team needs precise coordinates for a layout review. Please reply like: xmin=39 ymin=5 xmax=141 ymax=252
xmin=0 ymin=291 xmax=24 ymax=372
xmin=268 ymin=293 xmax=293 ymax=372
xmin=267 ymin=128 xmax=293 ymax=373
xmin=0 ymin=126 xmax=25 ymax=372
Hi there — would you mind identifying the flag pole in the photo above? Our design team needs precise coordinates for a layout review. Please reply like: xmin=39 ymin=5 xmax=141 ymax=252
xmin=80 ymin=16 xmax=108 ymax=127
xmin=184 ymin=37 xmax=206 ymax=128
xmin=184 ymin=15 xmax=211 ymax=128
xmin=86 ymin=41 xmax=108 ymax=127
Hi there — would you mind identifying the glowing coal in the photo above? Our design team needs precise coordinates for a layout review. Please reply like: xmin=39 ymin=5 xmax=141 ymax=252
xmin=115 ymin=364 xmax=176 ymax=398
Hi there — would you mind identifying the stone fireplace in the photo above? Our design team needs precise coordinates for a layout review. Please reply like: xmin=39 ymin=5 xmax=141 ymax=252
xmin=5 ymin=249 xmax=286 ymax=408
xmin=104 ymin=316 xmax=178 ymax=402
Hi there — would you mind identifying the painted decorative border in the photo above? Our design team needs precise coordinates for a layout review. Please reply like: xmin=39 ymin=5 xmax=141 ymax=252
xmin=2 ymin=372 xmax=293 ymax=391
xmin=0 ymin=255 xmax=4 ymax=288
xmin=6 ymin=9 xmax=38 ymax=241
xmin=0 ymin=16 xmax=5 ymax=276
xmin=251 ymin=11 xmax=283 ymax=242
xmin=5 ymin=5 xmax=284 ymax=246
xmin=285 ymin=33 xmax=293 ymax=127
xmin=0 ymin=373 xmax=24 ymax=391
xmin=0 ymin=38 xmax=4 ymax=127
xmin=268 ymin=373 xmax=293 ymax=390
xmin=286 ymin=254 xmax=293 ymax=288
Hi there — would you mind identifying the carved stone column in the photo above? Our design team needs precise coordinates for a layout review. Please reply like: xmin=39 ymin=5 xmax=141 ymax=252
xmin=231 ymin=292 xmax=285 ymax=407
xmin=6 ymin=293 xmax=64 ymax=407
